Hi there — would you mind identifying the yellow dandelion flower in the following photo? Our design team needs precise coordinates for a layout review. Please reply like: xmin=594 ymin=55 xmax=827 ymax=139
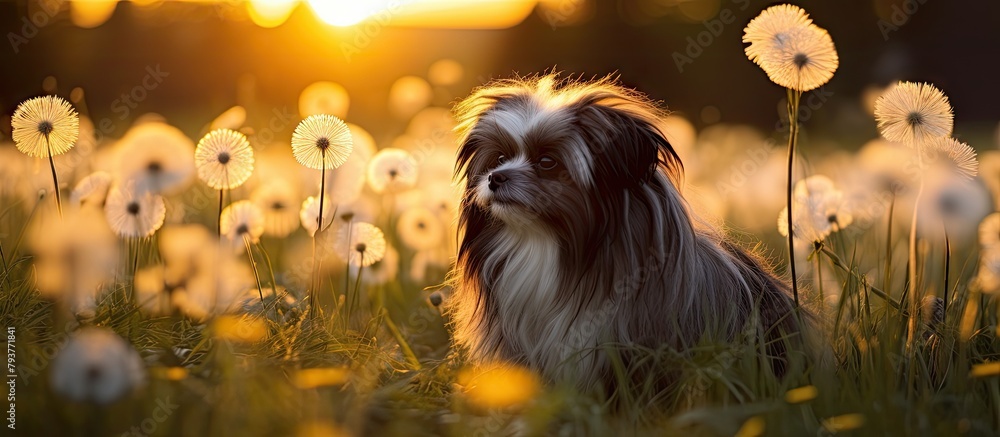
xmin=734 ymin=416 xmax=765 ymax=437
xmin=743 ymin=4 xmax=813 ymax=66
xmin=784 ymin=385 xmax=818 ymax=404
xmin=821 ymin=414 xmax=865 ymax=433
xmin=220 ymin=200 xmax=265 ymax=247
xmin=212 ymin=315 xmax=268 ymax=343
xmin=11 ymin=95 xmax=80 ymax=158
xmin=875 ymin=81 xmax=953 ymax=147
xmin=292 ymin=367 xmax=350 ymax=389
xmin=335 ymin=222 xmax=387 ymax=267
xmin=396 ymin=207 xmax=444 ymax=251
xmin=70 ymin=171 xmax=112 ymax=207
xmin=162 ymin=367 xmax=189 ymax=381
xmin=148 ymin=366 xmax=189 ymax=381
xmin=759 ymin=25 xmax=838 ymax=92
xmin=104 ymin=184 xmax=166 ymax=238
xmin=195 ymin=129 xmax=254 ymax=189
xmin=457 ymin=363 xmax=541 ymax=409
xmin=251 ymin=180 xmax=300 ymax=237
xmin=928 ymin=137 xmax=978 ymax=179
xmin=291 ymin=114 xmax=354 ymax=171
xmin=296 ymin=421 xmax=349 ymax=437
xmin=367 ymin=148 xmax=418 ymax=194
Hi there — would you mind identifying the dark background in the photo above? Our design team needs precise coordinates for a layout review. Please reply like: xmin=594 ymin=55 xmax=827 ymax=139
xmin=1 ymin=0 xmax=998 ymax=147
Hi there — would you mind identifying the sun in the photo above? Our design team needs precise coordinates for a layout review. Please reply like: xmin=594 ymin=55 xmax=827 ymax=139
xmin=308 ymin=0 xmax=388 ymax=27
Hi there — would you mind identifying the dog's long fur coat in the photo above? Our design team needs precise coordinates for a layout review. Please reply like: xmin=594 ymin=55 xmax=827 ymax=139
xmin=447 ymin=75 xmax=819 ymax=395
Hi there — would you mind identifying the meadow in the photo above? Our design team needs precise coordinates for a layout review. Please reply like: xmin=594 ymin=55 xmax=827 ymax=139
xmin=2 ymin=3 xmax=1000 ymax=437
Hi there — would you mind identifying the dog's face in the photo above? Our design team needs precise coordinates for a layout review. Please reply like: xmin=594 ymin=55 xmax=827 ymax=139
xmin=461 ymin=95 xmax=592 ymax=229
xmin=454 ymin=76 xmax=683 ymax=246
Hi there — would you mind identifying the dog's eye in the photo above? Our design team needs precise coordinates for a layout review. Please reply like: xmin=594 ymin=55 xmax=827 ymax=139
xmin=496 ymin=154 xmax=506 ymax=165
xmin=537 ymin=155 xmax=558 ymax=170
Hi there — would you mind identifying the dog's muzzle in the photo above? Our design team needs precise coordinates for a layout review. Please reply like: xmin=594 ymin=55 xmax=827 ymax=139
xmin=487 ymin=171 xmax=509 ymax=192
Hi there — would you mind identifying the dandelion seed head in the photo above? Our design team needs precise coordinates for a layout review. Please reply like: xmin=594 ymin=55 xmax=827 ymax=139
xmin=979 ymin=212 xmax=1000 ymax=250
xmin=927 ymin=136 xmax=978 ymax=179
xmin=291 ymin=114 xmax=353 ymax=170
xmin=335 ymin=222 xmax=386 ymax=267
xmin=875 ymin=81 xmax=953 ymax=146
xmin=759 ymin=25 xmax=838 ymax=92
xmin=299 ymin=196 xmax=333 ymax=237
xmin=50 ymin=328 xmax=146 ymax=404
xmin=11 ymin=95 xmax=80 ymax=158
xmin=116 ymin=122 xmax=196 ymax=195
xmin=743 ymin=4 xmax=813 ymax=66
xmin=70 ymin=171 xmax=113 ymax=207
xmin=367 ymin=148 xmax=418 ymax=194
xmin=777 ymin=175 xmax=852 ymax=243
xmin=29 ymin=208 xmax=116 ymax=316
xmin=220 ymin=200 xmax=265 ymax=247
xmin=397 ymin=207 xmax=445 ymax=251
xmin=251 ymin=180 xmax=300 ymax=237
xmin=195 ymin=128 xmax=254 ymax=190
xmin=349 ymin=245 xmax=398 ymax=286
xmin=104 ymin=184 xmax=166 ymax=238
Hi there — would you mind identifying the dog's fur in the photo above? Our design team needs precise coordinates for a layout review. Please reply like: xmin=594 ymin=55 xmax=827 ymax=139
xmin=447 ymin=75 xmax=818 ymax=395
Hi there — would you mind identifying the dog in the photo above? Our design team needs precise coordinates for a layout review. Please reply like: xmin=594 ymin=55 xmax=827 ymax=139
xmin=447 ymin=74 xmax=820 ymax=397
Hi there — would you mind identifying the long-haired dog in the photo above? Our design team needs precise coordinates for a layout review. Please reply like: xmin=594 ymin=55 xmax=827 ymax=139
xmin=447 ymin=75 xmax=822 ymax=397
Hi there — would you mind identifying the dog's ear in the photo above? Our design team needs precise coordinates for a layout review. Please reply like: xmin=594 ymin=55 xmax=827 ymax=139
xmin=572 ymin=90 xmax=683 ymax=189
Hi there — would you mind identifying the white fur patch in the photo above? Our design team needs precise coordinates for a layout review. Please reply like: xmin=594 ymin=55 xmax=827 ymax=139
xmin=485 ymin=226 xmax=602 ymax=380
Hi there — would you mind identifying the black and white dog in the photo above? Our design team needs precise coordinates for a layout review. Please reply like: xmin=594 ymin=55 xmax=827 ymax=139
xmin=448 ymin=75 xmax=819 ymax=394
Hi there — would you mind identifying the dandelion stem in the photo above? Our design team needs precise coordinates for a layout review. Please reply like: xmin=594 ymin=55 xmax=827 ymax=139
xmin=350 ymin=253 xmax=365 ymax=322
xmin=785 ymin=88 xmax=802 ymax=307
xmin=815 ymin=244 xmax=824 ymax=304
xmin=906 ymin=175 xmax=925 ymax=352
xmin=319 ymin=150 xmax=326 ymax=234
xmin=217 ymin=189 xmax=224 ymax=238
xmin=884 ymin=192 xmax=896 ymax=293
xmin=44 ymin=134 xmax=63 ymax=218
xmin=244 ymin=236 xmax=265 ymax=306
xmin=343 ymin=220 xmax=354 ymax=315
xmin=129 ymin=238 xmax=139 ymax=307
xmin=943 ymin=226 xmax=951 ymax=324
xmin=309 ymin=238 xmax=317 ymax=316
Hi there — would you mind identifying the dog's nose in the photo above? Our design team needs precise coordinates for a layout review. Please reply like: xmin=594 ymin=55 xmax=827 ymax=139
xmin=487 ymin=171 xmax=508 ymax=191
